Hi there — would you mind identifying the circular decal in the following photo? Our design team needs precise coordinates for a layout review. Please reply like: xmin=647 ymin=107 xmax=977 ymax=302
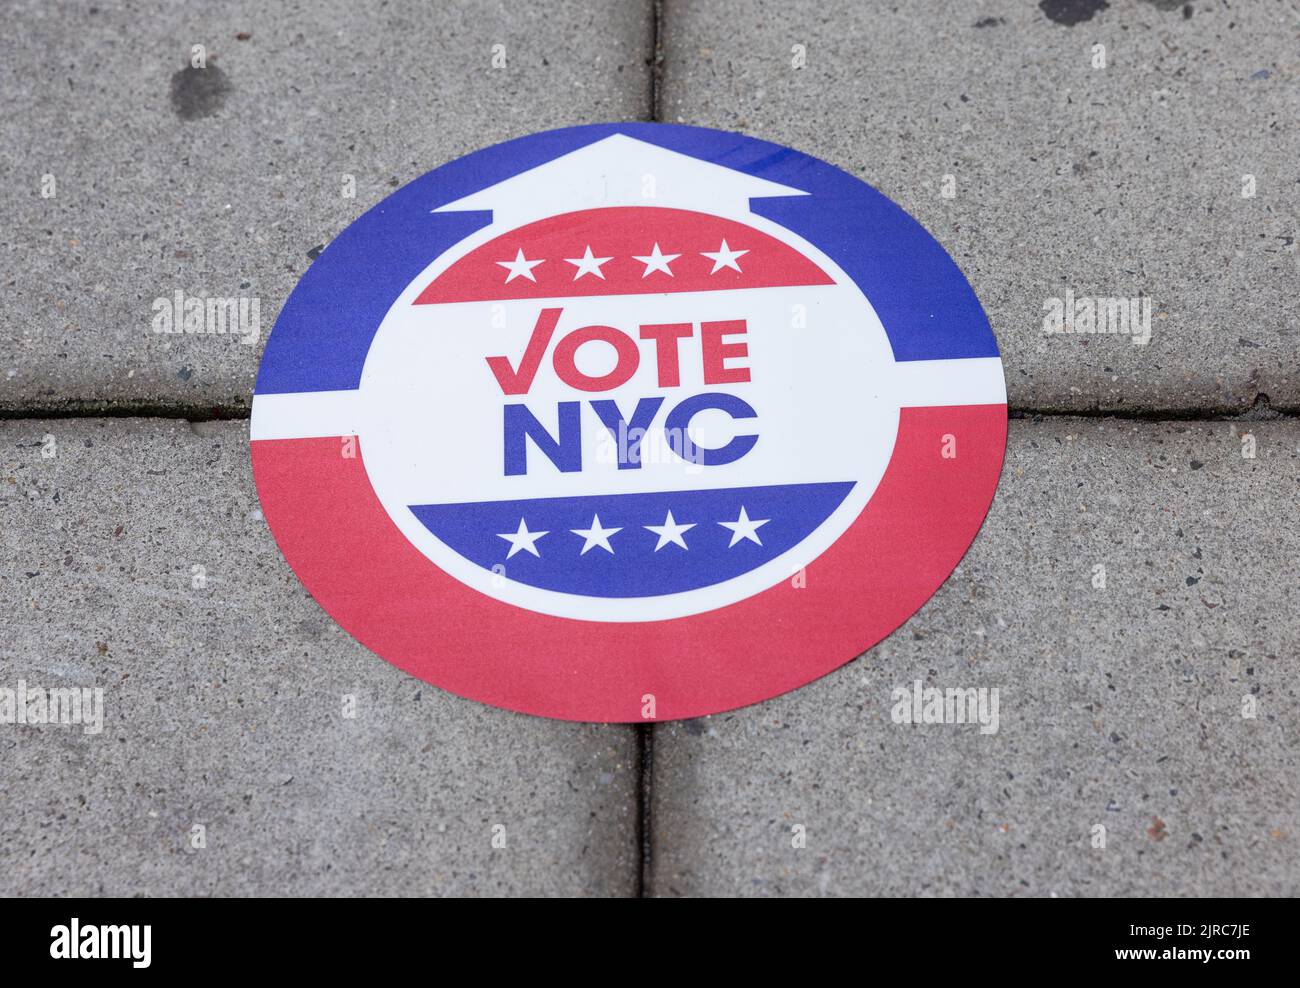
xmin=251 ymin=124 xmax=1007 ymax=721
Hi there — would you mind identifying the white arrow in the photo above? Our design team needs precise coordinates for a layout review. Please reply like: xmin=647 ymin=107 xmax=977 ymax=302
xmin=431 ymin=134 xmax=808 ymax=229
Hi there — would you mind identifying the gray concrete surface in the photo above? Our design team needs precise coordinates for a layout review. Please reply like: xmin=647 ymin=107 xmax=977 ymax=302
xmin=3 ymin=1 xmax=1298 ymax=900
xmin=0 ymin=418 xmax=639 ymax=895
xmin=660 ymin=0 xmax=1300 ymax=414
xmin=649 ymin=418 xmax=1300 ymax=896
xmin=0 ymin=0 xmax=652 ymax=415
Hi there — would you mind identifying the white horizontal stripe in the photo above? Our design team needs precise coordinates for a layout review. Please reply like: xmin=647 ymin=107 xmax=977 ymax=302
xmin=249 ymin=356 xmax=1004 ymax=442
xmin=889 ymin=357 xmax=1006 ymax=408
xmin=250 ymin=389 xmax=363 ymax=441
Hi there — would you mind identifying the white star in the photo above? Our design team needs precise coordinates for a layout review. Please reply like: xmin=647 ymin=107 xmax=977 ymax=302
xmin=645 ymin=510 xmax=696 ymax=551
xmin=564 ymin=245 xmax=613 ymax=281
xmin=571 ymin=513 xmax=622 ymax=554
xmin=631 ymin=243 xmax=681 ymax=277
xmin=700 ymin=239 xmax=748 ymax=274
xmin=496 ymin=518 xmax=548 ymax=558
xmin=496 ymin=248 xmax=545 ymax=283
xmin=718 ymin=505 xmax=770 ymax=547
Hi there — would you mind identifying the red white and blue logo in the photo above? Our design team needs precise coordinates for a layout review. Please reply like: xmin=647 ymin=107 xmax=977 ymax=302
xmin=251 ymin=124 xmax=1007 ymax=721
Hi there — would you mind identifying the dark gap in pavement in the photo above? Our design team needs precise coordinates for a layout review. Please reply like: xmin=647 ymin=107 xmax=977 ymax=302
xmin=649 ymin=0 xmax=665 ymax=124
xmin=635 ymin=722 xmax=655 ymax=897
xmin=1009 ymin=394 xmax=1294 ymax=422
xmin=0 ymin=401 xmax=250 ymax=422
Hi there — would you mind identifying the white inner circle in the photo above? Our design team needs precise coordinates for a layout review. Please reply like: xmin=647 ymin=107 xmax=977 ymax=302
xmin=356 ymin=218 xmax=900 ymax=622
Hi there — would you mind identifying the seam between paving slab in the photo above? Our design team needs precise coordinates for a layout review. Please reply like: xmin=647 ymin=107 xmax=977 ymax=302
xmin=0 ymin=401 xmax=253 ymax=422
xmin=1008 ymin=396 xmax=1296 ymax=423
xmin=636 ymin=724 xmax=655 ymax=897
xmin=650 ymin=0 xmax=666 ymax=124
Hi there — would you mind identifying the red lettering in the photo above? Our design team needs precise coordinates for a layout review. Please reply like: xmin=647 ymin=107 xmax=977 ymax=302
xmin=638 ymin=323 xmax=693 ymax=388
xmin=553 ymin=325 xmax=640 ymax=392
xmin=486 ymin=307 xmax=562 ymax=395
xmin=701 ymin=319 xmax=750 ymax=384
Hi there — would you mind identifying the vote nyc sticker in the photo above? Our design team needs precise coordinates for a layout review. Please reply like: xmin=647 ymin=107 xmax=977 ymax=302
xmin=251 ymin=124 xmax=1007 ymax=721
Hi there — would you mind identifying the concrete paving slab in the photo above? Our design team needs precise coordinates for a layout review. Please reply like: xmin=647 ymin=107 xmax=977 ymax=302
xmin=660 ymin=0 xmax=1300 ymax=414
xmin=0 ymin=418 xmax=638 ymax=896
xmin=0 ymin=0 xmax=652 ymax=415
xmin=649 ymin=418 xmax=1300 ymax=896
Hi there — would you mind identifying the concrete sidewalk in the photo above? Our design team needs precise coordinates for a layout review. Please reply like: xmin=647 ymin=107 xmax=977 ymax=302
xmin=661 ymin=0 xmax=1300 ymax=415
xmin=649 ymin=418 xmax=1299 ymax=897
xmin=0 ymin=0 xmax=653 ymax=414
xmin=2 ymin=0 xmax=1297 ymax=896
xmin=0 ymin=418 xmax=639 ymax=895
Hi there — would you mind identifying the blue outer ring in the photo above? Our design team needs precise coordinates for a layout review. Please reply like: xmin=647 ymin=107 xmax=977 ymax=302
xmin=255 ymin=123 xmax=998 ymax=396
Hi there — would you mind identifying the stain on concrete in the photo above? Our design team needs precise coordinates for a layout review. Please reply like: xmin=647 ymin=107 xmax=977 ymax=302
xmin=170 ymin=64 xmax=230 ymax=121
xmin=1039 ymin=0 xmax=1109 ymax=26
